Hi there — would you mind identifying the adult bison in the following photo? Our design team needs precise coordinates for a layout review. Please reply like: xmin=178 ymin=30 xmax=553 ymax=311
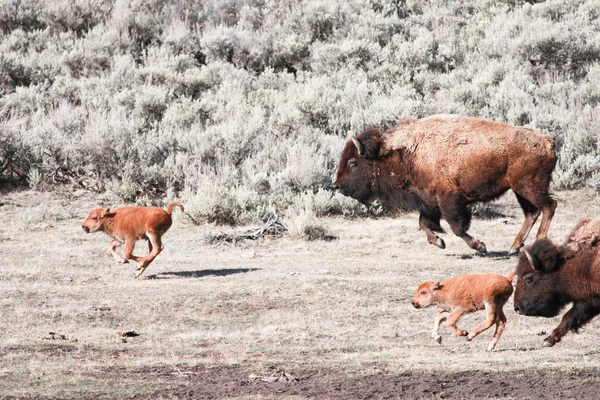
xmin=513 ymin=218 xmax=600 ymax=346
xmin=332 ymin=115 xmax=557 ymax=254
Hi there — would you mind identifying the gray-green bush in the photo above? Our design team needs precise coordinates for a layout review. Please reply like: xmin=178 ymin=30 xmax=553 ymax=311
xmin=1 ymin=0 xmax=599 ymax=224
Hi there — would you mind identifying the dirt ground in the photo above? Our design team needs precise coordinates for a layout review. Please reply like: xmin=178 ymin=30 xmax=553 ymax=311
xmin=2 ymin=187 xmax=600 ymax=399
xmin=85 ymin=363 xmax=600 ymax=400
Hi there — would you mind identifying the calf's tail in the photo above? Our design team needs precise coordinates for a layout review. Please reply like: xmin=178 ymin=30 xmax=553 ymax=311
xmin=506 ymin=269 xmax=517 ymax=282
xmin=166 ymin=201 xmax=184 ymax=214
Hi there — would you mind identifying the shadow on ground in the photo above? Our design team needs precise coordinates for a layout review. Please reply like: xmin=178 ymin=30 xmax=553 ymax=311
xmin=446 ymin=250 xmax=514 ymax=260
xmin=146 ymin=268 xmax=260 ymax=279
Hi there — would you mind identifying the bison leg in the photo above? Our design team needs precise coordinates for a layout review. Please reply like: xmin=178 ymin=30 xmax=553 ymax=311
xmin=135 ymin=232 xmax=163 ymax=278
xmin=419 ymin=212 xmax=446 ymax=249
xmin=446 ymin=308 xmax=469 ymax=337
xmin=122 ymin=239 xmax=143 ymax=264
xmin=467 ymin=302 xmax=497 ymax=342
xmin=535 ymin=198 xmax=557 ymax=239
xmin=431 ymin=311 xmax=448 ymax=344
xmin=509 ymin=194 xmax=541 ymax=255
xmin=438 ymin=198 xmax=487 ymax=253
xmin=108 ymin=240 xmax=128 ymax=264
xmin=487 ymin=307 xmax=507 ymax=351
xmin=544 ymin=302 xmax=600 ymax=347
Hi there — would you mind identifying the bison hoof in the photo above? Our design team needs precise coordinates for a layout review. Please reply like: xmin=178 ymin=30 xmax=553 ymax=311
xmin=542 ymin=339 xmax=555 ymax=347
xmin=434 ymin=336 xmax=442 ymax=344
xmin=475 ymin=243 xmax=487 ymax=254
xmin=435 ymin=237 xmax=446 ymax=249
xmin=507 ymin=247 xmax=520 ymax=256
xmin=118 ymin=259 xmax=129 ymax=264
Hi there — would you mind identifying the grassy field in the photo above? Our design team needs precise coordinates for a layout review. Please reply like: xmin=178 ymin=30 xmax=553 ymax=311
xmin=2 ymin=188 xmax=600 ymax=399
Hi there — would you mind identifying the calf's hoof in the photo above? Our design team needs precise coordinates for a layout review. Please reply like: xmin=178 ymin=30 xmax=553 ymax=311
xmin=118 ymin=259 xmax=129 ymax=264
xmin=433 ymin=336 xmax=442 ymax=344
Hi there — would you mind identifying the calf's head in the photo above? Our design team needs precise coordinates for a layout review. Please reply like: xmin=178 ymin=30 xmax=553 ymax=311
xmin=82 ymin=208 xmax=113 ymax=233
xmin=333 ymin=128 xmax=383 ymax=205
xmin=412 ymin=281 xmax=441 ymax=308
xmin=513 ymin=238 xmax=566 ymax=318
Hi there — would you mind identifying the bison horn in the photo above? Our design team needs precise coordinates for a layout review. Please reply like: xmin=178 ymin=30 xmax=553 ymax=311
xmin=524 ymin=249 xmax=541 ymax=271
xmin=351 ymin=136 xmax=364 ymax=156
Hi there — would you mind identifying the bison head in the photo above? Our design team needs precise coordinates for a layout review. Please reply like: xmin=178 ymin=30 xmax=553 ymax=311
xmin=333 ymin=128 xmax=383 ymax=204
xmin=412 ymin=281 xmax=441 ymax=309
xmin=82 ymin=208 xmax=113 ymax=233
xmin=513 ymin=238 xmax=566 ymax=318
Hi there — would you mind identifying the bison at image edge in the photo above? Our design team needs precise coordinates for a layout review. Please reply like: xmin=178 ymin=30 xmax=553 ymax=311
xmin=333 ymin=114 xmax=557 ymax=255
xmin=513 ymin=218 xmax=600 ymax=347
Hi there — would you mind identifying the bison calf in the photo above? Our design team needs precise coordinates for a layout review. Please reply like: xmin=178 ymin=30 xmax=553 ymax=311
xmin=412 ymin=271 xmax=516 ymax=351
xmin=82 ymin=202 xmax=184 ymax=277
xmin=513 ymin=218 xmax=600 ymax=347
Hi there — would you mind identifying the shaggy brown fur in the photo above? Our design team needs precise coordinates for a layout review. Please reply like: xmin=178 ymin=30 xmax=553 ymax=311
xmin=412 ymin=270 xmax=515 ymax=351
xmin=514 ymin=217 xmax=600 ymax=347
xmin=82 ymin=202 xmax=184 ymax=278
xmin=564 ymin=218 xmax=600 ymax=251
xmin=334 ymin=115 xmax=557 ymax=254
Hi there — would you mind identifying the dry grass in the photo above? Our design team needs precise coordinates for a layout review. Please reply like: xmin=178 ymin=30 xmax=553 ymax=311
xmin=1 ymin=188 xmax=600 ymax=398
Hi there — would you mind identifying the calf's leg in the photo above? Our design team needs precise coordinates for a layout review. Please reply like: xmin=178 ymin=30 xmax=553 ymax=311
xmin=135 ymin=232 xmax=164 ymax=278
xmin=446 ymin=308 xmax=469 ymax=337
xmin=431 ymin=311 xmax=448 ymax=344
xmin=487 ymin=308 xmax=507 ymax=351
xmin=466 ymin=302 xmax=497 ymax=341
xmin=122 ymin=239 xmax=143 ymax=264
xmin=108 ymin=240 xmax=128 ymax=264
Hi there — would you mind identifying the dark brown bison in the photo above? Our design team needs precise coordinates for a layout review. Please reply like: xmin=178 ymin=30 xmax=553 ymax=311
xmin=333 ymin=115 xmax=557 ymax=254
xmin=513 ymin=218 xmax=600 ymax=347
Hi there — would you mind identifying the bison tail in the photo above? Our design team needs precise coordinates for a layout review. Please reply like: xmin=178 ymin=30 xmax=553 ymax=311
xmin=166 ymin=202 xmax=184 ymax=214
xmin=506 ymin=269 xmax=517 ymax=282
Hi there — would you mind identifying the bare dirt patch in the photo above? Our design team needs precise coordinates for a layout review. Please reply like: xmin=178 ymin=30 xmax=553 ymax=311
xmin=47 ymin=364 xmax=600 ymax=399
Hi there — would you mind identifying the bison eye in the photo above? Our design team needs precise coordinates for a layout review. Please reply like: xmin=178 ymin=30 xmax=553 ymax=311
xmin=524 ymin=276 xmax=533 ymax=284
xmin=420 ymin=291 xmax=426 ymax=295
xmin=92 ymin=217 xmax=97 ymax=220
xmin=348 ymin=158 xmax=358 ymax=167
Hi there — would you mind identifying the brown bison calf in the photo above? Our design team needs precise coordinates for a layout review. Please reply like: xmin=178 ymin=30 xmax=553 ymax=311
xmin=412 ymin=270 xmax=516 ymax=351
xmin=82 ymin=202 xmax=184 ymax=277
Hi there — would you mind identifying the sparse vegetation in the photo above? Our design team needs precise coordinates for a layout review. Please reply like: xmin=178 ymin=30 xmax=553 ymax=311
xmin=2 ymin=189 xmax=600 ymax=398
xmin=1 ymin=0 xmax=599 ymax=225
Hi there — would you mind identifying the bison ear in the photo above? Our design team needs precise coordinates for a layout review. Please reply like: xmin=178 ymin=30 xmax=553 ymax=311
xmin=351 ymin=136 xmax=364 ymax=156
xmin=432 ymin=282 xmax=442 ymax=291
